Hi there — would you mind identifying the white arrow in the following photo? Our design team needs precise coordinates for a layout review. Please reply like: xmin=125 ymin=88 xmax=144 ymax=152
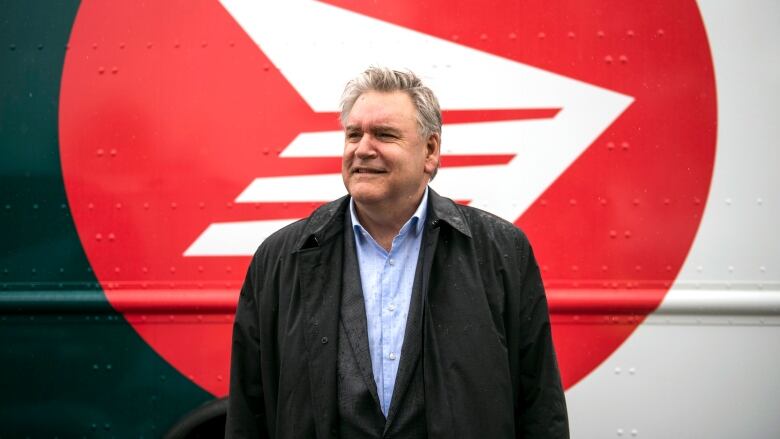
xmin=184 ymin=0 xmax=633 ymax=256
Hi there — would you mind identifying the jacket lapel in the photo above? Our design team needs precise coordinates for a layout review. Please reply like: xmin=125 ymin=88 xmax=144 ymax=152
xmin=340 ymin=214 xmax=382 ymax=409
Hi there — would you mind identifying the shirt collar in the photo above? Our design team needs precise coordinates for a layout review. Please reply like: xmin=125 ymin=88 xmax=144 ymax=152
xmin=350 ymin=186 xmax=429 ymax=238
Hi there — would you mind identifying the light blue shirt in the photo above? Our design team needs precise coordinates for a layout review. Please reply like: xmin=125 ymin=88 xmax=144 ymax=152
xmin=349 ymin=187 xmax=428 ymax=417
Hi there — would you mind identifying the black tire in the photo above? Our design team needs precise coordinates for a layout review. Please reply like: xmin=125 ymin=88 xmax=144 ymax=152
xmin=163 ymin=398 xmax=228 ymax=439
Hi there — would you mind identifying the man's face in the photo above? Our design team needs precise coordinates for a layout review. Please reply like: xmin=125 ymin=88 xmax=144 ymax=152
xmin=342 ymin=90 xmax=439 ymax=210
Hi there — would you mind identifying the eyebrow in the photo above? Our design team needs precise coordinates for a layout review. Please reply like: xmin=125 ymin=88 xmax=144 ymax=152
xmin=344 ymin=125 xmax=402 ymax=135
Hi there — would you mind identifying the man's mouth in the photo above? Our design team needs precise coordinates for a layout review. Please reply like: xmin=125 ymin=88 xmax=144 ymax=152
xmin=352 ymin=167 xmax=387 ymax=175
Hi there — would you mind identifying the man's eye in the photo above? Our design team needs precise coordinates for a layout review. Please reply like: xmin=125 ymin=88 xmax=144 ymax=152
xmin=346 ymin=132 xmax=361 ymax=141
xmin=377 ymin=132 xmax=397 ymax=140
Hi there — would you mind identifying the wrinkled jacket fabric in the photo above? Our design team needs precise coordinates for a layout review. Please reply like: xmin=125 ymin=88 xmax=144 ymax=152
xmin=226 ymin=189 xmax=569 ymax=439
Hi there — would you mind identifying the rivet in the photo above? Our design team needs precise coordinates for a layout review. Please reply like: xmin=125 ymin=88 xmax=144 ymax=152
xmin=115 ymin=202 xmax=122 ymax=209
xmin=226 ymin=202 xmax=233 ymax=209
xmin=143 ymin=202 xmax=150 ymax=209
xmin=147 ymin=42 xmax=153 ymax=49
xmin=217 ymin=374 xmax=224 ymax=381
xmin=604 ymin=55 xmax=613 ymax=64
xmin=632 ymin=198 xmax=640 ymax=206
xmin=693 ymin=197 xmax=701 ymax=205
xmin=631 ymin=429 xmax=638 ymax=437
xmin=96 ymin=148 xmax=104 ymax=157
xmin=142 ymin=266 xmax=148 ymax=273
xmin=119 ymin=43 xmax=125 ymax=49
xmin=567 ymin=31 xmax=576 ymax=39
xmin=635 ymin=265 xmax=642 ymax=271
xmin=657 ymin=29 xmax=665 ymax=37
xmin=451 ymin=34 xmax=459 ymax=41
xmin=725 ymin=198 xmax=732 ymax=205
xmin=98 ymin=66 xmax=105 ymax=75
xmin=571 ymin=265 xmax=579 ymax=272
xmin=760 ymin=266 xmax=766 ymax=273
xmin=197 ymin=265 xmax=204 ymax=273
xmin=621 ymin=141 xmax=630 ymax=150
xmin=626 ymin=30 xmax=635 ymax=37
xmin=728 ymin=265 xmax=734 ymax=272
xmin=569 ymin=199 xmax=577 ymax=206
xmin=199 ymin=202 xmax=205 ymax=209
xmin=174 ymin=42 xmax=180 ymax=49
xmin=480 ymin=33 xmax=488 ymax=41
xmin=663 ymin=198 xmax=671 ymax=205
xmin=96 ymin=233 xmax=103 ymax=241
xmin=32 ymin=203 xmax=39 ymax=209
xmin=601 ymin=265 xmax=608 ymax=271
xmin=665 ymin=265 xmax=672 ymax=272
xmin=92 ymin=43 xmax=98 ymax=50
xmin=614 ymin=367 xmax=622 ymax=375
xmin=226 ymin=266 xmax=232 ymax=273
xmin=108 ymin=233 xmax=115 ymax=241
xmin=109 ymin=148 xmax=117 ymax=156
xmin=757 ymin=197 xmax=763 ymax=205
xmin=609 ymin=230 xmax=617 ymax=239
xmin=229 ymin=41 xmax=235 ymax=47
xmin=170 ymin=202 xmax=177 ymax=209
xmin=37 ymin=44 xmax=44 ymax=50
xmin=619 ymin=55 xmax=628 ymax=64
xmin=111 ymin=67 xmax=118 ymax=75
xmin=508 ymin=32 xmax=517 ymax=40
xmin=88 ymin=203 xmax=95 ymax=210
xmin=542 ymin=265 xmax=549 ymax=272
xmin=597 ymin=30 xmax=605 ymax=38
xmin=321 ymin=336 xmax=329 ymax=344
xmin=624 ymin=230 xmax=632 ymax=238
xmin=169 ymin=266 xmax=176 ymax=273
xmin=8 ymin=44 xmax=16 ymax=51
xmin=540 ymin=199 xmax=548 ymax=206
xmin=201 ymin=41 xmax=208 ymax=48
xmin=617 ymin=428 xmax=624 ymax=436
xmin=599 ymin=198 xmax=607 ymax=206
xmin=629 ymin=367 xmax=636 ymax=375
xmin=537 ymin=32 xmax=546 ymax=39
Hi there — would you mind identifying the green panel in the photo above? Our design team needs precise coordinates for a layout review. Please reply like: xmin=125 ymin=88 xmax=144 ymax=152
xmin=0 ymin=2 xmax=214 ymax=436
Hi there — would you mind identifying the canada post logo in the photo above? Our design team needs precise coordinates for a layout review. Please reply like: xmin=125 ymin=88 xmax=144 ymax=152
xmin=60 ymin=0 xmax=716 ymax=396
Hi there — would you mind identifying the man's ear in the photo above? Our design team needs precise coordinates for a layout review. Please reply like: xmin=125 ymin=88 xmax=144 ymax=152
xmin=424 ymin=132 xmax=441 ymax=175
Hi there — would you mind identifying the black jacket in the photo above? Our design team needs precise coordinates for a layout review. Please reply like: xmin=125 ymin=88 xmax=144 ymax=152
xmin=226 ymin=188 xmax=569 ymax=438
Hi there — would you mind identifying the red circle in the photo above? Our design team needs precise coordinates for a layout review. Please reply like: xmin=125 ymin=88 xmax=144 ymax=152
xmin=60 ymin=0 xmax=716 ymax=396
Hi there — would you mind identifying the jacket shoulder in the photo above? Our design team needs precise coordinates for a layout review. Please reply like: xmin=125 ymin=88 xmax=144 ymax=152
xmin=454 ymin=203 xmax=530 ymax=245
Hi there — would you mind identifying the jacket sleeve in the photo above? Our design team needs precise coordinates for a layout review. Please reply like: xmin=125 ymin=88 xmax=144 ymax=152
xmin=225 ymin=255 xmax=269 ymax=439
xmin=512 ymin=233 xmax=569 ymax=439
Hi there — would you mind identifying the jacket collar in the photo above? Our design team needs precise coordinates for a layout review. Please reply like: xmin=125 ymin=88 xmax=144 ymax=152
xmin=294 ymin=188 xmax=471 ymax=252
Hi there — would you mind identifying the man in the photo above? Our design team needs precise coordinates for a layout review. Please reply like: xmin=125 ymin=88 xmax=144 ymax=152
xmin=226 ymin=67 xmax=569 ymax=438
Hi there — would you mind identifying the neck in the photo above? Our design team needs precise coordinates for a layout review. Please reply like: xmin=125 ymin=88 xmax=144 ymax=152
xmin=353 ymin=188 xmax=425 ymax=251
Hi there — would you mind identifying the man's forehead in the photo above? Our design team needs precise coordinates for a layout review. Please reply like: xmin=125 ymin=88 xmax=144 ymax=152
xmin=346 ymin=91 xmax=417 ymax=127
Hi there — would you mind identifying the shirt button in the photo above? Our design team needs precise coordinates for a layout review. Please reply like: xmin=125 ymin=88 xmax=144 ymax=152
xmin=388 ymin=259 xmax=395 ymax=266
xmin=388 ymin=352 xmax=396 ymax=360
xmin=388 ymin=304 xmax=396 ymax=312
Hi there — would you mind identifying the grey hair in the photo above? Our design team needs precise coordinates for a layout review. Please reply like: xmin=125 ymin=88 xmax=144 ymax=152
xmin=340 ymin=67 xmax=442 ymax=179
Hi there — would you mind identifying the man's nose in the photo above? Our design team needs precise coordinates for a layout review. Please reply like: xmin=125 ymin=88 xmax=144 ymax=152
xmin=354 ymin=134 xmax=377 ymax=159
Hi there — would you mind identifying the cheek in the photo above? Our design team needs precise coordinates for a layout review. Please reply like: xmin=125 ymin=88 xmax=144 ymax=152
xmin=342 ymin=145 xmax=353 ymax=166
